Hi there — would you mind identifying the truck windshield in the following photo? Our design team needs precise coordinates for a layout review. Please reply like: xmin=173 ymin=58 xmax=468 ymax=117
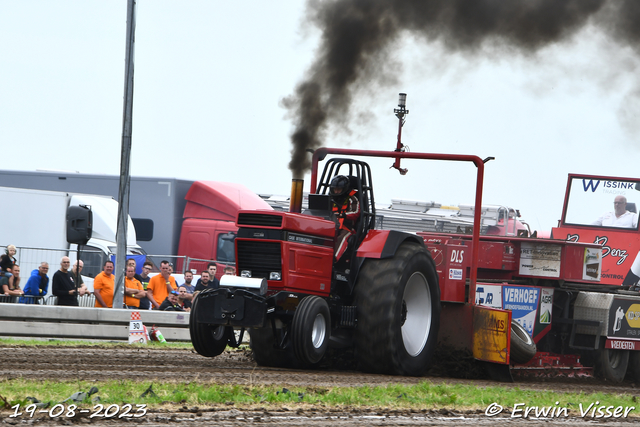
xmin=564 ymin=176 xmax=640 ymax=230
xmin=217 ymin=233 xmax=236 ymax=263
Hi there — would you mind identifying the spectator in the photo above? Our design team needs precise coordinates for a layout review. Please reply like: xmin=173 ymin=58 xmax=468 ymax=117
xmin=126 ymin=258 xmax=145 ymax=282
xmin=177 ymin=286 xmax=192 ymax=311
xmin=223 ymin=266 xmax=236 ymax=276
xmin=147 ymin=260 xmax=177 ymax=309
xmin=94 ymin=260 xmax=115 ymax=308
xmin=195 ymin=262 xmax=219 ymax=290
xmin=52 ymin=257 xmax=84 ymax=306
xmin=159 ymin=290 xmax=185 ymax=311
xmin=1 ymin=264 xmax=24 ymax=303
xmin=20 ymin=262 xmax=48 ymax=304
xmin=69 ymin=260 xmax=88 ymax=297
xmin=124 ymin=265 xmax=146 ymax=309
xmin=193 ymin=270 xmax=212 ymax=296
xmin=137 ymin=261 xmax=153 ymax=310
xmin=0 ymin=245 xmax=17 ymax=290
xmin=181 ymin=270 xmax=196 ymax=294
xmin=175 ymin=271 xmax=195 ymax=303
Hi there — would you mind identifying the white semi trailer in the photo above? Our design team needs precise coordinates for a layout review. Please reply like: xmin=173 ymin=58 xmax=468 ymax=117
xmin=0 ymin=186 xmax=144 ymax=292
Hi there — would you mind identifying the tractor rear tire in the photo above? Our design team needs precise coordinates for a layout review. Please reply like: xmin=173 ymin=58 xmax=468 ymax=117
xmin=291 ymin=295 xmax=331 ymax=366
xmin=594 ymin=348 xmax=629 ymax=383
xmin=250 ymin=325 xmax=300 ymax=369
xmin=190 ymin=294 xmax=230 ymax=357
xmin=354 ymin=242 xmax=440 ymax=376
xmin=510 ymin=320 xmax=537 ymax=364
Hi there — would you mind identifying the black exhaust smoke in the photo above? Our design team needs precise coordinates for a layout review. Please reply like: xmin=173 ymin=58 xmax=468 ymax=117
xmin=284 ymin=0 xmax=640 ymax=178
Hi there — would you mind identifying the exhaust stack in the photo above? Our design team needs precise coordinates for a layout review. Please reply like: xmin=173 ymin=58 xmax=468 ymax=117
xmin=290 ymin=179 xmax=304 ymax=213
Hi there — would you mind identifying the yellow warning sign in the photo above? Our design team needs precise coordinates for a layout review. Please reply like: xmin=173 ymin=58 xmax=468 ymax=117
xmin=472 ymin=306 xmax=511 ymax=364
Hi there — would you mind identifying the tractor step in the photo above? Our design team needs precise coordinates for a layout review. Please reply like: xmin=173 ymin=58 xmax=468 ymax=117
xmin=339 ymin=306 xmax=357 ymax=328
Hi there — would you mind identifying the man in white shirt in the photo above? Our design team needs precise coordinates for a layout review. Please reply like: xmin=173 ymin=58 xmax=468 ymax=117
xmin=593 ymin=195 xmax=638 ymax=228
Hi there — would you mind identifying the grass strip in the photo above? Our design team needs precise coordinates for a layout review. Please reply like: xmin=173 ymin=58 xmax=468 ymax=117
xmin=0 ymin=338 xmax=191 ymax=349
xmin=1 ymin=379 xmax=638 ymax=414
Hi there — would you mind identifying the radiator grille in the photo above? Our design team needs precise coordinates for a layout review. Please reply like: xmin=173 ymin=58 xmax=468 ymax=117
xmin=237 ymin=213 xmax=283 ymax=227
xmin=236 ymin=240 xmax=282 ymax=279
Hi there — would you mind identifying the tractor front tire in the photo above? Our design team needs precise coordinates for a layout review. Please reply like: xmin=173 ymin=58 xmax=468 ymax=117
xmin=190 ymin=294 xmax=230 ymax=357
xmin=354 ymin=242 xmax=440 ymax=376
xmin=291 ymin=295 xmax=331 ymax=366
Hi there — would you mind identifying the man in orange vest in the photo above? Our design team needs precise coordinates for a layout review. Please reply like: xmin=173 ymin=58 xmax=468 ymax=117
xmin=330 ymin=175 xmax=360 ymax=261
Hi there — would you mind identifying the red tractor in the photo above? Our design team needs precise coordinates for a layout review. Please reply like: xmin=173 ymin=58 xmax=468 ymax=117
xmin=191 ymin=152 xmax=445 ymax=375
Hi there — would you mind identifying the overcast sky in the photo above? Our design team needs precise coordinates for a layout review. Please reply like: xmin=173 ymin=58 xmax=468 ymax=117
xmin=2 ymin=1 xmax=640 ymax=234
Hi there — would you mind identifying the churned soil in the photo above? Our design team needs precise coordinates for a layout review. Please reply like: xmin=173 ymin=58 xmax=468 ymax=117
xmin=1 ymin=344 xmax=639 ymax=425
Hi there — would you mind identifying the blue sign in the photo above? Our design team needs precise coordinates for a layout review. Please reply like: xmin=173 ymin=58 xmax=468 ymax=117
xmin=503 ymin=286 xmax=540 ymax=335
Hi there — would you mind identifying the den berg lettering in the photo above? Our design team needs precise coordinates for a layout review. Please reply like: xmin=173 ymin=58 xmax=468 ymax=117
xmin=567 ymin=234 xmax=628 ymax=266
xmin=594 ymin=236 xmax=629 ymax=265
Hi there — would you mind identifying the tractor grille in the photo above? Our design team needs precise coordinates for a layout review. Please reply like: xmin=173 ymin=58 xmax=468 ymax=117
xmin=236 ymin=240 xmax=282 ymax=279
xmin=237 ymin=213 xmax=283 ymax=227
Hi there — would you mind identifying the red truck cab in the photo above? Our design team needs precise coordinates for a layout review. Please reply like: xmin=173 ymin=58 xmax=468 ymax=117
xmin=177 ymin=181 xmax=272 ymax=276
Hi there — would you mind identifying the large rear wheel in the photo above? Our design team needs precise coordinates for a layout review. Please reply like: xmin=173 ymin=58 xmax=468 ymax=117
xmin=354 ymin=242 xmax=440 ymax=376
xmin=190 ymin=293 xmax=230 ymax=357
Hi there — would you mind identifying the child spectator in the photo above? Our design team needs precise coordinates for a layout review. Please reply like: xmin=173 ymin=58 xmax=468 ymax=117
xmin=0 ymin=245 xmax=17 ymax=290
xmin=159 ymin=290 xmax=184 ymax=311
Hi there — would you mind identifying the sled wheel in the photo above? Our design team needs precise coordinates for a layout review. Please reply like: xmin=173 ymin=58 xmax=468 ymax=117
xmin=510 ymin=320 xmax=537 ymax=364
xmin=250 ymin=324 xmax=300 ymax=368
xmin=354 ymin=242 xmax=440 ymax=376
xmin=291 ymin=295 xmax=331 ymax=366
xmin=594 ymin=348 xmax=629 ymax=383
xmin=189 ymin=293 xmax=230 ymax=357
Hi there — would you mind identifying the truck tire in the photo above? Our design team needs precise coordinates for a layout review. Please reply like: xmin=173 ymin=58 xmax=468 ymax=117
xmin=189 ymin=294 xmax=230 ymax=357
xmin=354 ymin=242 xmax=440 ymax=376
xmin=628 ymin=351 xmax=640 ymax=383
xmin=291 ymin=295 xmax=331 ymax=366
xmin=250 ymin=325 xmax=300 ymax=368
xmin=510 ymin=320 xmax=536 ymax=364
xmin=594 ymin=348 xmax=629 ymax=383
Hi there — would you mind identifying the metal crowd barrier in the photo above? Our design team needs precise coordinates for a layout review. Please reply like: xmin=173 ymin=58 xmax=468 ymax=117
xmin=0 ymin=303 xmax=190 ymax=341
xmin=0 ymin=294 xmax=96 ymax=307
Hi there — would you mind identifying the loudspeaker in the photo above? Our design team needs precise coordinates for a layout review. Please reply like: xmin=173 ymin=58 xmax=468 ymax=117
xmin=66 ymin=205 xmax=93 ymax=245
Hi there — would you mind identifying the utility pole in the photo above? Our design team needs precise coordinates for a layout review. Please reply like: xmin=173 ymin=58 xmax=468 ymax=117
xmin=114 ymin=0 xmax=136 ymax=308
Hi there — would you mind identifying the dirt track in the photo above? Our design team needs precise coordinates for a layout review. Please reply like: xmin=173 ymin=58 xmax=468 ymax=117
xmin=1 ymin=345 xmax=640 ymax=425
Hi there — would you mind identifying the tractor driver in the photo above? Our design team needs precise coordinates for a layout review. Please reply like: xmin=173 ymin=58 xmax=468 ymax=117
xmin=330 ymin=175 xmax=360 ymax=261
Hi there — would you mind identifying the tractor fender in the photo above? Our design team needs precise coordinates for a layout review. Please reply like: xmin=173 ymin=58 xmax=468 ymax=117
xmin=356 ymin=229 xmax=425 ymax=259
xmin=346 ymin=230 xmax=425 ymax=295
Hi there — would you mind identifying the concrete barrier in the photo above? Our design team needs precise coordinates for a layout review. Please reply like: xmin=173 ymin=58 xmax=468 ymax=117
xmin=0 ymin=303 xmax=190 ymax=341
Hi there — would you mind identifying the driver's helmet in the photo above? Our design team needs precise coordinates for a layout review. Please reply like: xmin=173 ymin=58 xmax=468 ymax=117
xmin=329 ymin=175 xmax=350 ymax=198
